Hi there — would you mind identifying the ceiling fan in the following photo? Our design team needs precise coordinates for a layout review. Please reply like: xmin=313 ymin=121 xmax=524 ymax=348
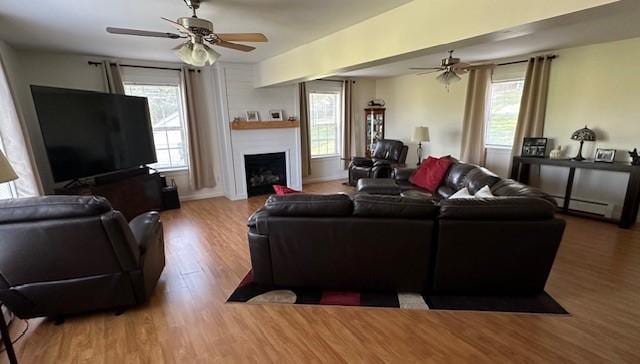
xmin=106 ymin=0 xmax=268 ymax=67
xmin=410 ymin=50 xmax=470 ymax=87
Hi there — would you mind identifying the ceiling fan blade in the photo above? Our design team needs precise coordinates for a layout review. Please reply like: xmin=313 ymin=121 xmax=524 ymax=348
xmin=161 ymin=17 xmax=194 ymax=36
xmin=416 ymin=70 xmax=442 ymax=76
xmin=452 ymin=62 xmax=471 ymax=70
xmin=215 ymin=40 xmax=255 ymax=52
xmin=106 ymin=27 xmax=183 ymax=39
xmin=216 ymin=33 xmax=268 ymax=42
xmin=409 ymin=67 xmax=443 ymax=70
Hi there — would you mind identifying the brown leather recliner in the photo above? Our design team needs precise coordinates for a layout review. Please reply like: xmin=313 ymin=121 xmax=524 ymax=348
xmin=0 ymin=195 xmax=165 ymax=319
xmin=348 ymin=139 xmax=408 ymax=186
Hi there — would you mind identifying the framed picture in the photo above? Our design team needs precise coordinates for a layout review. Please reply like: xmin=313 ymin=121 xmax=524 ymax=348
xmin=246 ymin=111 xmax=260 ymax=122
xmin=594 ymin=148 xmax=616 ymax=163
xmin=269 ymin=109 xmax=284 ymax=121
xmin=521 ymin=137 xmax=548 ymax=158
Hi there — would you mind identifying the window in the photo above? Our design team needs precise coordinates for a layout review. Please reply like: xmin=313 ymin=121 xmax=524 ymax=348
xmin=0 ymin=141 xmax=17 ymax=199
xmin=124 ymin=83 xmax=188 ymax=170
xmin=309 ymin=92 xmax=341 ymax=157
xmin=485 ymin=79 xmax=525 ymax=147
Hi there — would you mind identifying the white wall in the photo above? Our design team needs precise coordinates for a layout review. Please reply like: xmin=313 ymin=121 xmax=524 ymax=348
xmin=539 ymin=37 xmax=640 ymax=218
xmin=375 ymin=73 xmax=467 ymax=166
xmin=374 ymin=36 xmax=640 ymax=219
xmin=215 ymin=62 xmax=301 ymax=198
xmin=8 ymin=49 xmax=224 ymax=200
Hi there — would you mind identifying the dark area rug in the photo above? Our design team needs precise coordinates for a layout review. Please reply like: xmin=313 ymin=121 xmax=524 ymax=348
xmin=227 ymin=271 xmax=568 ymax=315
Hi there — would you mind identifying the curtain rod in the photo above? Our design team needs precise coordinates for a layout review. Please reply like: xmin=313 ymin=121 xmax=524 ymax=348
xmin=496 ymin=54 xmax=557 ymax=67
xmin=88 ymin=61 xmax=200 ymax=72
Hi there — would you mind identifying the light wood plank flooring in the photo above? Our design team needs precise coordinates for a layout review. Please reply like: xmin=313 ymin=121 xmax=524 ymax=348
xmin=4 ymin=180 xmax=640 ymax=363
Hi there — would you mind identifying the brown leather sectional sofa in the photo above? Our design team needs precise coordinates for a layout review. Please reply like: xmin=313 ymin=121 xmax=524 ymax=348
xmin=248 ymin=160 xmax=565 ymax=295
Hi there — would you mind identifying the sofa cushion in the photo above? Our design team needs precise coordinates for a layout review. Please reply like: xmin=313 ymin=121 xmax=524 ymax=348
xmin=474 ymin=185 xmax=494 ymax=198
xmin=449 ymin=187 xmax=473 ymax=199
xmin=439 ymin=197 xmax=556 ymax=220
xmin=409 ymin=156 xmax=453 ymax=192
xmin=491 ymin=179 xmax=557 ymax=206
xmin=272 ymin=185 xmax=300 ymax=195
xmin=442 ymin=163 xmax=477 ymax=191
xmin=265 ymin=193 xmax=353 ymax=217
xmin=356 ymin=178 xmax=402 ymax=195
xmin=465 ymin=167 xmax=502 ymax=194
xmin=353 ymin=193 xmax=438 ymax=219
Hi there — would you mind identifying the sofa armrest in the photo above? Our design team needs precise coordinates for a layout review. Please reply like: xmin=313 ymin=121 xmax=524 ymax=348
xmin=129 ymin=211 xmax=162 ymax=254
xmin=351 ymin=157 xmax=374 ymax=167
xmin=439 ymin=197 xmax=556 ymax=220
xmin=393 ymin=167 xmax=416 ymax=182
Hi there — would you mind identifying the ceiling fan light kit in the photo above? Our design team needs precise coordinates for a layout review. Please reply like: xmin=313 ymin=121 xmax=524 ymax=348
xmin=106 ymin=0 xmax=267 ymax=67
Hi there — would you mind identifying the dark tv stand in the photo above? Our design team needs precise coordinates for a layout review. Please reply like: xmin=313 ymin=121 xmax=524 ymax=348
xmin=55 ymin=167 xmax=164 ymax=221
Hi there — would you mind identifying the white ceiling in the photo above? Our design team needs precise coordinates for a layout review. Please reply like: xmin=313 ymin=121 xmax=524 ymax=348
xmin=339 ymin=0 xmax=640 ymax=78
xmin=0 ymin=0 xmax=411 ymax=63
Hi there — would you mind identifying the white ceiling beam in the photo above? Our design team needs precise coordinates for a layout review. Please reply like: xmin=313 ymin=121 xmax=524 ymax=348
xmin=255 ymin=0 xmax=620 ymax=87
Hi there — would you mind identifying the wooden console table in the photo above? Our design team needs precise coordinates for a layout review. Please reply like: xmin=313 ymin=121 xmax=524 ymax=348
xmin=511 ymin=156 xmax=640 ymax=228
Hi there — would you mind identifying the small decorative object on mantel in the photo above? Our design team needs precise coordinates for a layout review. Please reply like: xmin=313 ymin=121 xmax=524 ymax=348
xmin=570 ymin=125 xmax=596 ymax=161
xmin=594 ymin=148 xmax=616 ymax=163
xmin=287 ymin=116 xmax=297 ymax=121
xmin=367 ymin=99 xmax=385 ymax=107
xmin=246 ymin=110 xmax=260 ymax=121
xmin=629 ymin=148 xmax=640 ymax=165
xmin=521 ymin=137 xmax=548 ymax=158
xmin=549 ymin=145 xmax=563 ymax=159
xmin=269 ymin=109 xmax=284 ymax=121
xmin=233 ymin=116 xmax=242 ymax=122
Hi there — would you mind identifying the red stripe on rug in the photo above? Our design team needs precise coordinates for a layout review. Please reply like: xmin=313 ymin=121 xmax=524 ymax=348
xmin=320 ymin=291 xmax=361 ymax=306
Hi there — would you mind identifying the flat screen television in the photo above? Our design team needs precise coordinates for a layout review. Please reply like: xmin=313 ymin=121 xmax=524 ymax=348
xmin=31 ymin=85 xmax=157 ymax=182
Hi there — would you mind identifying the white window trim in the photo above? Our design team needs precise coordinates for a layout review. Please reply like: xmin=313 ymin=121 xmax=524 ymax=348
xmin=122 ymin=68 xmax=190 ymax=172
xmin=306 ymin=81 xmax=343 ymax=159
xmin=484 ymin=79 xmax=525 ymax=149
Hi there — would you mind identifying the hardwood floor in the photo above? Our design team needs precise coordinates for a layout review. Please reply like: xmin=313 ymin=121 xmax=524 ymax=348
xmin=5 ymin=180 xmax=640 ymax=363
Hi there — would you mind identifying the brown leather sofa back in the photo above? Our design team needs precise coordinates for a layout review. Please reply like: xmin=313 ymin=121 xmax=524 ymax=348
xmin=353 ymin=194 xmax=438 ymax=219
xmin=438 ymin=197 xmax=556 ymax=220
xmin=264 ymin=193 xmax=353 ymax=217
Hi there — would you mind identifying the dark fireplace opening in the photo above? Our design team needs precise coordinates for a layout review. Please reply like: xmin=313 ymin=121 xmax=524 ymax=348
xmin=244 ymin=152 xmax=287 ymax=197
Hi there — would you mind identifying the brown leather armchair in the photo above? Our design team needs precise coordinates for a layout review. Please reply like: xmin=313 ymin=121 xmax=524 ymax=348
xmin=348 ymin=139 xmax=408 ymax=186
xmin=0 ymin=195 xmax=165 ymax=319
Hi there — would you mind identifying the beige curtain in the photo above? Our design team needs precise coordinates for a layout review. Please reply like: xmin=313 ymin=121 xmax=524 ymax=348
xmin=182 ymin=68 xmax=216 ymax=189
xmin=342 ymin=80 xmax=355 ymax=169
xmin=102 ymin=61 xmax=125 ymax=94
xmin=511 ymin=56 xmax=553 ymax=161
xmin=0 ymin=49 xmax=42 ymax=197
xmin=299 ymin=82 xmax=312 ymax=177
xmin=460 ymin=65 xmax=494 ymax=165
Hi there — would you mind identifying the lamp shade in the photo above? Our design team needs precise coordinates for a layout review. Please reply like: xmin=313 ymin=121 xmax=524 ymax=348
xmin=570 ymin=125 xmax=596 ymax=142
xmin=412 ymin=126 xmax=430 ymax=142
xmin=0 ymin=150 xmax=18 ymax=183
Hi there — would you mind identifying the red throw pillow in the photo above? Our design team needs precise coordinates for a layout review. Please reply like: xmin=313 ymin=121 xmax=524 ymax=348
xmin=409 ymin=156 xmax=453 ymax=192
xmin=273 ymin=185 xmax=300 ymax=195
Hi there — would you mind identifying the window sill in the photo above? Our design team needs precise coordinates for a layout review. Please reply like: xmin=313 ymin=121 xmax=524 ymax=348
xmin=311 ymin=154 xmax=341 ymax=160
xmin=485 ymin=145 xmax=513 ymax=151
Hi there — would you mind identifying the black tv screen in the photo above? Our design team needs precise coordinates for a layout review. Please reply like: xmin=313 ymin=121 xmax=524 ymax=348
xmin=31 ymin=85 xmax=157 ymax=182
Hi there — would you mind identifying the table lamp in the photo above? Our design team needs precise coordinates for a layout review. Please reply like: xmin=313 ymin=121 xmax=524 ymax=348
xmin=412 ymin=126 xmax=430 ymax=165
xmin=0 ymin=150 xmax=17 ymax=184
xmin=570 ymin=125 xmax=596 ymax=161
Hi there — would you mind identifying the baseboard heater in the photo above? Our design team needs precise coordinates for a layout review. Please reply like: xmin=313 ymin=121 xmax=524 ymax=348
xmin=550 ymin=195 xmax=615 ymax=218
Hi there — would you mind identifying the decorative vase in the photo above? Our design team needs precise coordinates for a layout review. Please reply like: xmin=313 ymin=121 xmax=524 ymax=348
xmin=549 ymin=145 xmax=562 ymax=159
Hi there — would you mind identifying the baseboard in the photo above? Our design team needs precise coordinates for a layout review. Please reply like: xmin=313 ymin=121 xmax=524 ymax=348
xmin=180 ymin=191 xmax=225 ymax=202
xmin=303 ymin=175 xmax=348 ymax=184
